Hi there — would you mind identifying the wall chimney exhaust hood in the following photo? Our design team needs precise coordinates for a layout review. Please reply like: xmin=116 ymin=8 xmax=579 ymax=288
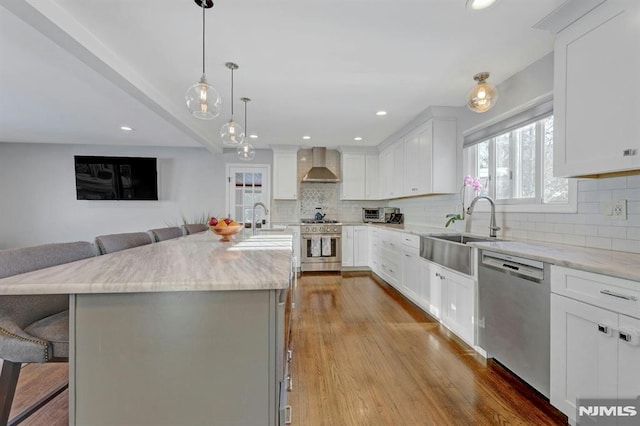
xmin=301 ymin=147 xmax=340 ymax=182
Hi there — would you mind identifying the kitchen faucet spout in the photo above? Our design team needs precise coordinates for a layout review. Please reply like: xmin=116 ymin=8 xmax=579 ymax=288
xmin=252 ymin=202 xmax=269 ymax=235
xmin=466 ymin=195 xmax=501 ymax=238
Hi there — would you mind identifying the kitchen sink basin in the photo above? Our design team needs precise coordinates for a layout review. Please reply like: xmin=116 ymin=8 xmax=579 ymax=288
xmin=419 ymin=233 xmax=504 ymax=275
xmin=425 ymin=233 xmax=502 ymax=244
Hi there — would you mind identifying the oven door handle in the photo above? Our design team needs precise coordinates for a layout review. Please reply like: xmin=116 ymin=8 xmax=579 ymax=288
xmin=301 ymin=236 xmax=341 ymax=240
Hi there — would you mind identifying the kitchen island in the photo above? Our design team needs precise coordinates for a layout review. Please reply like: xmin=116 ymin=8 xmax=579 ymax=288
xmin=0 ymin=232 xmax=293 ymax=426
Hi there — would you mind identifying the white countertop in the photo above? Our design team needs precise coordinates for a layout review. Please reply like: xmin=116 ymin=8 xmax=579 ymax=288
xmin=0 ymin=232 xmax=293 ymax=295
xmin=376 ymin=223 xmax=640 ymax=282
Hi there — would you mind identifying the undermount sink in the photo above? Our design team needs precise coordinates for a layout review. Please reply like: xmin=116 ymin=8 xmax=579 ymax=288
xmin=420 ymin=233 xmax=504 ymax=275
xmin=425 ymin=233 xmax=503 ymax=244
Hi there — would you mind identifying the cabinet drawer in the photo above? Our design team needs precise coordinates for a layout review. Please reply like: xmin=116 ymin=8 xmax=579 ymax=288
xmin=381 ymin=233 xmax=401 ymax=251
xmin=400 ymin=233 xmax=420 ymax=250
xmin=551 ymin=266 xmax=640 ymax=318
xmin=380 ymin=258 xmax=401 ymax=286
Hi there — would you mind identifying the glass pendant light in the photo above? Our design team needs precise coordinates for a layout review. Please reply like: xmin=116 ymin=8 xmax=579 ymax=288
xmin=237 ymin=97 xmax=256 ymax=161
xmin=467 ymin=72 xmax=498 ymax=113
xmin=220 ymin=62 xmax=245 ymax=145
xmin=185 ymin=0 xmax=221 ymax=120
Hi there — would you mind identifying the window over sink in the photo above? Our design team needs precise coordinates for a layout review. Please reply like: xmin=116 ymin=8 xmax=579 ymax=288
xmin=463 ymin=101 xmax=576 ymax=213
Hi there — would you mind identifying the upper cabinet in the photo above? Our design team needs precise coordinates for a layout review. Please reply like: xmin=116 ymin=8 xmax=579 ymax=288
xmin=553 ymin=0 xmax=640 ymax=177
xmin=340 ymin=151 xmax=379 ymax=200
xmin=272 ymin=147 xmax=298 ymax=200
xmin=379 ymin=117 xmax=457 ymax=200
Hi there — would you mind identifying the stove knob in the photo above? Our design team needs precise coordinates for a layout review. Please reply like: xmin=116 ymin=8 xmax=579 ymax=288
xmin=334 ymin=227 xmax=338 ymax=232
xmin=312 ymin=227 xmax=317 ymax=232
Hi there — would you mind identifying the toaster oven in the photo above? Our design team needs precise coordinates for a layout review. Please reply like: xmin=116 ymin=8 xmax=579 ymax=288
xmin=362 ymin=207 xmax=400 ymax=223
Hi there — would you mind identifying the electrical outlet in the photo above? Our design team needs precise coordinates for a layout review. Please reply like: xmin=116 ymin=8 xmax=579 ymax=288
xmin=612 ymin=199 xmax=627 ymax=220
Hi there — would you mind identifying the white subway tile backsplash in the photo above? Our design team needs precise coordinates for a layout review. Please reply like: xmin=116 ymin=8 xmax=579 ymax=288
xmin=628 ymin=175 xmax=640 ymax=188
xmin=578 ymin=179 xmax=599 ymax=192
xmin=586 ymin=236 xmax=613 ymax=250
xmin=611 ymin=239 xmax=640 ymax=254
xmin=544 ymin=233 xmax=564 ymax=244
xmin=554 ymin=223 xmax=573 ymax=234
xmin=627 ymin=227 xmax=640 ymax=240
xmin=573 ymin=224 xmax=599 ymax=236
xmin=598 ymin=225 xmax=627 ymax=239
xmin=563 ymin=234 xmax=586 ymax=246
xmin=598 ymin=176 xmax=627 ymax=190
xmin=577 ymin=202 xmax=599 ymax=214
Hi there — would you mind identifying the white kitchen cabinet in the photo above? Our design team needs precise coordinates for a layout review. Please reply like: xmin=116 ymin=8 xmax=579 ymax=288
xmin=342 ymin=225 xmax=369 ymax=269
xmin=289 ymin=225 xmax=301 ymax=270
xmin=400 ymin=234 xmax=421 ymax=302
xmin=364 ymin=154 xmax=379 ymax=200
xmin=378 ymin=229 xmax=402 ymax=288
xmin=403 ymin=118 xmax=457 ymax=196
xmin=369 ymin=227 xmax=379 ymax=275
xmin=550 ymin=266 xmax=640 ymax=423
xmin=340 ymin=152 xmax=379 ymax=200
xmin=553 ymin=0 xmax=640 ymax=177
xmin=440 ymin=266 xmax=475 ymax=347
xmin=342 ymin=226 xmax=354 ymax=267
xmin=353 ymin=226 xmax=369 ymax=267
xmin=379 ymin=143 xmax=403 ymax=199
xmin=272 ymin=148 xmax=298 ymax=200
xmin=419 ymin=258 xmax=441 ymax=320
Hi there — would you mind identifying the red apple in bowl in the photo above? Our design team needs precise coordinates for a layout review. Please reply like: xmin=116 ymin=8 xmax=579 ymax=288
xmin=208 ymin=216 xmax=218 ymax=226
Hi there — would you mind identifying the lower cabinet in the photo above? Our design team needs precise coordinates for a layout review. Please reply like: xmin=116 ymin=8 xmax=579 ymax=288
xmin=342 ymin=225 xmax=369 ymax=268
xmin=288 ymin=225 xmax=301 ymax=270
xmin=550 ymin=266 xmax=640 ymax=423
xmin=419 ymin=258 xmax=442 ymax=319
xmin=438 ymin=265 xmax=475 ymax=347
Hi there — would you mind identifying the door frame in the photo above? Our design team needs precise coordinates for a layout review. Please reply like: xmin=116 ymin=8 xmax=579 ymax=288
xmin=225 ymin=163 xmax=271 ymax=221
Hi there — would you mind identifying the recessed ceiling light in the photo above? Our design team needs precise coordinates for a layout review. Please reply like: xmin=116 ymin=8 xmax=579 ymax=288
xmin=249 ymin=134 xmax=258 ymax=139
xmin=466 ymin=0 xmax=498 ymax=11
xmin=375 ymin=111 xmax=387 ymax=116
xmin=354 ymin=137 xmax=363 ymax=141
xmin=302 ymin=135 xmax=311 ymax=140
xmin=120 ymin=126 xmax=134 ymax=131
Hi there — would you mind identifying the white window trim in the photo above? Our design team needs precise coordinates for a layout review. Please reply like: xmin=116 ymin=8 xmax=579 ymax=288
xmin=462 ymin=127 xmax=578 ymax=214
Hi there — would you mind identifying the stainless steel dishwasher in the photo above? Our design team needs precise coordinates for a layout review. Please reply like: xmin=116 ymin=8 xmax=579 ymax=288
xmin=477 ymin=250 xmax=550 ymax=398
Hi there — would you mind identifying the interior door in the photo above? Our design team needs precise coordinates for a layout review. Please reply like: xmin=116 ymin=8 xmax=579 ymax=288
xmin=227 ymin=165 xmax=271 ymax=226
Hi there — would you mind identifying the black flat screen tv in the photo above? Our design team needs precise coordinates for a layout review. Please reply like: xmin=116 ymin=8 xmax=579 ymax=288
xmin=74 ymin=156 xmax=158 ymax=200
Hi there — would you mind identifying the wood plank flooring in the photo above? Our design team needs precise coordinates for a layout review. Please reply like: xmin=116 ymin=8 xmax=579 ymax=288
xmin=289 ymin=273 xmax=567 ymax=425
xmin=9 ymin=272 xmax=567 ymax=425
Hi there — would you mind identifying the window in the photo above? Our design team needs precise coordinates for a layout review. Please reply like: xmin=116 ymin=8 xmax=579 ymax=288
xmin=465 ymin=115 xmax=573 ymax=209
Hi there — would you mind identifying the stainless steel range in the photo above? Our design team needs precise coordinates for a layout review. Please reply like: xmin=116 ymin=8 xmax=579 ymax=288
xmin=300 ymin=219 xmax=342 ymax=272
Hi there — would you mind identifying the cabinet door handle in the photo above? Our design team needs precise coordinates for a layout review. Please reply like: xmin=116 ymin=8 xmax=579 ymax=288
xmin=287 ymin=349 xmax=293 ymax=362
xmin=405 ymin=254 xmax=411 ymax=258
xmin=597 ymin=323 xmax=611 ymax=335
xmin=412 ymin=187 xmax=418 ymax=191
xmin=435 ymin=273 xmax=440 ymax=278
xmin=619 ymin=331 xmax=632 ymax=342
xmin=286 ymin=374 xmax=293 ymax=391
xmin=618 ymin=330 xmax=639 ymax=345
xmin=600 ymin=289 xmax=638 ymax=301
xmin=285 ymin=405 xmax=292 ymax=424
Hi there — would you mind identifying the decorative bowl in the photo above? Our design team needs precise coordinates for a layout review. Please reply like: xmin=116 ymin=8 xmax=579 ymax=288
xmin=209 ymin=225 xmax=243 ymax=241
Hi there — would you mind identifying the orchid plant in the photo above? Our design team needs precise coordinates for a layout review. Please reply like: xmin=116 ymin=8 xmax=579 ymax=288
xmin=445 ymin=175 xmax=483 ymax=227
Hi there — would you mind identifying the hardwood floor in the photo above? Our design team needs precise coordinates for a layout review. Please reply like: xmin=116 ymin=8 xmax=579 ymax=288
xmin=289 ymin=273 xmax=567 ymax=425
xmin=8 ymin=273 xmax=567 ymax=425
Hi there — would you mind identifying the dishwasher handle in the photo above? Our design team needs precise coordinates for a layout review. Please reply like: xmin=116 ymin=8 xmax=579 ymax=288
xmin=481 ymin=251 xmax=545 ymax=282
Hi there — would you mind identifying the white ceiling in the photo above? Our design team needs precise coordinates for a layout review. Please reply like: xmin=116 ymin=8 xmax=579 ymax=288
xmin=0 ymin=0 xmax=565 ymax=152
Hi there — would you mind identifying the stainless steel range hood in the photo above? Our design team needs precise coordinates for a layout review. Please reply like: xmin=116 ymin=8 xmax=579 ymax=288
xmin=301 ymin=147 xmax=340 ymax=182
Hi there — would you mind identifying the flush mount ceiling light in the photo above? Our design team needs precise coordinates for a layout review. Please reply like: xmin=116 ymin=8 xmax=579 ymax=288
xmin=466 ymin=0 xmax=498 ymax=11
xmin=302 ymin=136 xmax=311 ymax=140
xmin=184 ymin=0 xmax=221 ymax=120
xmin=375 ymin=111 xmax=387 ymax=116
xmin=354 ymin=137 xmax=363 ymax=141
xmin=466 ymin=72 xmax=498 ymax=113
xmin=220 ymin=62 xmax=245 ymax=145
xmin=120 ymin=126 xmax=133 ymax=131
xmin=249 ymin=134 xmax=258 ymax=139
xmin=237 ymin=97 xmax=255 ymax=161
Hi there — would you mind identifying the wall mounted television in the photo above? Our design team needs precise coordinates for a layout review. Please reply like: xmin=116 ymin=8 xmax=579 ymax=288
xmin=74 ymin=156 xmax=158 ymax=200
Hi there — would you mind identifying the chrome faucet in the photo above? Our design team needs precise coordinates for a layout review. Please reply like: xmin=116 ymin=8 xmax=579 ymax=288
xmin=252 ymin=202 xmax=269 ymax=235
xmin=466 ymin=195 xmax=501 ymax=238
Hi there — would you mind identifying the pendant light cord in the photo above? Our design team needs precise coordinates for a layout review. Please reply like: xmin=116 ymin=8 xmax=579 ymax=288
xmin=230 ymin=68 xmax=234 ymax=116
xmin=202 ymin=4 xmax=206 ymax=75
xmin=244 ymin=99 xmax=248 ymax=133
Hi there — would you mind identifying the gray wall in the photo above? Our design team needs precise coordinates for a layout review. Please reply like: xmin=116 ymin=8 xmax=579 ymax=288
xmin=0 ymin=142 xmax=272 ymax=248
